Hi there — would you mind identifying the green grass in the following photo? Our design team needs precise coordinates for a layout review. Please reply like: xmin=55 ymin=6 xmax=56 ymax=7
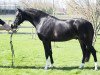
xmin=0 ymin=34 xmax=100 ymax=75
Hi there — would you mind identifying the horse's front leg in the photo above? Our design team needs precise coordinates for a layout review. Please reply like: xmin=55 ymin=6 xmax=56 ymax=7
xmin=42 ymin=41 xmax=54 ymax=70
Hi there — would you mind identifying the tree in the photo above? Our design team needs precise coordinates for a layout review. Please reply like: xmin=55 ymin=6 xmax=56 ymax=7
xmin=19 ymin=0 xmax=53 ymax=14
xmin=66 ymin=0 xmax=100 ymax=45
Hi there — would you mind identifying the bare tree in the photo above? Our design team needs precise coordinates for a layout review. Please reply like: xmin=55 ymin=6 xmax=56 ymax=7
xmin=66 ymin=0 xmax=100 ymax=45
xmin=19 ymin=0 xmax=53 ymax=14
xmin=19 ymin=0 xmax=51 ymax=9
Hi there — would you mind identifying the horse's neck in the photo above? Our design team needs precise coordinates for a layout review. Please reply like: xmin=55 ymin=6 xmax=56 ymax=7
xmin=28 ymin=16 xmax=48 ymax=28
xmin=25 ymin=11 xmax=49 ymax=28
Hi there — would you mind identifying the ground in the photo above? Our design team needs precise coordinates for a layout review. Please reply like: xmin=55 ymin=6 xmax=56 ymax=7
xmin=0 ymin=34 xmax=100 ymax=75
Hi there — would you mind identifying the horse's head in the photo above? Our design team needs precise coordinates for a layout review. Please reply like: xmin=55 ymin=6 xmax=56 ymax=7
xmin=11 ymin=8 xmax=48 ymax=32
xmin=11 ymin=8 xmax=25 ymax=32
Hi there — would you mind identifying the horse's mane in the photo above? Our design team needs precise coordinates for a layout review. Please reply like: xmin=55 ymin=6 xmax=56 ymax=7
xmin=24 ymin=8 xmax=59 ymax=19
xmin=24 ymin=8 xmax=49 ymax=16
xmin=23 ymin=8 xmax=64 ymax=21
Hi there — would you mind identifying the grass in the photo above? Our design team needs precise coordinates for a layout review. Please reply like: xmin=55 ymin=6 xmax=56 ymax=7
xmin=0 ymin=34 xmax=100 ymax=75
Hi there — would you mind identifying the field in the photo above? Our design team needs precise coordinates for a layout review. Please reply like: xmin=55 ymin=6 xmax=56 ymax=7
xmin=0 ymin=34 xmax=100 ymax=75
xmin=0 ymin=15 xmax=100 ymax=75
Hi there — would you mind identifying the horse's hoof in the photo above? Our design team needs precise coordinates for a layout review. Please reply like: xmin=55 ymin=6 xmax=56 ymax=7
xmin=49 ymin=64 xmax=53 ymax=68
xmin=79 ymin=66 xmax=84 ymax=69
xmin=44 ymin=64 xmax=54 ymax=70
xmin=44 ymin=66 xmax=48 ymax=70
xmin=44 ymin=68 xmax=48 ymax=70
xmin=94 ymin=62 xmax=98 ymax=71
xmin=94 ymin=67 xmax=98 ymax=71
xmin=79 ymin=63 xmax=84 ymax=69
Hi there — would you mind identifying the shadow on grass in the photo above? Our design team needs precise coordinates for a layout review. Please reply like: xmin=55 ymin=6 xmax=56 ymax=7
xmin=0 ymin=65 xmax=43 ymax=69
xmin=52 ymin=66 xmax=100 ymax=70
xmin=0 ymin=65 xmax=99 ymax=70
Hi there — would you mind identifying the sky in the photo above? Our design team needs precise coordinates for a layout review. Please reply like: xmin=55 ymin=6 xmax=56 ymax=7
xmin=0 ymin=0 xmax=67 ymax=9
xmin=0 ymin=0 xmax=96 ymax=3
xmin=0 ymin=0 xmax=96 ymax=7
xmin=0 ymin=0 xmax=66 ymax=3
xmin=0 ymin=0 xmax=18 ymax=2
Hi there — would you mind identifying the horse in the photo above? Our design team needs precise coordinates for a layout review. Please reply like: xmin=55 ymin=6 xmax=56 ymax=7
xmin=11 ymin=8 xmax=98 ymax=70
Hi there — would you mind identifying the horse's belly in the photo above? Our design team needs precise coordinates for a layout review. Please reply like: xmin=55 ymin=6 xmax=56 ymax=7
xmin=51 ymin=38 xmax=72 ymax=42
xmin=51 ymin=33 xmax=75 ymax=41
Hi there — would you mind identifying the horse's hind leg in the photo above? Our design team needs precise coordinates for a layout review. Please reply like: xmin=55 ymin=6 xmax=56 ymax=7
xmin=87 ymin=45 xmax=98 ymax=70
xmin=85 ymin=49 xmax=91 ymax=62
xmin=79 ymin=41 xmax=86 ymax=69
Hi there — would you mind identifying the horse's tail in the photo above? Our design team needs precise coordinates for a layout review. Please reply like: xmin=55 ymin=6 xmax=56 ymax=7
xmin=85 ymin=22 xmax=94 ymax=62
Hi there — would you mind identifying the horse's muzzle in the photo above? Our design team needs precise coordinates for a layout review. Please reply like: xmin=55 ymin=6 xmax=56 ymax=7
xmin=12 ymin=29 xmax=17 ymax=33
xmin=11 ymin=24 xmax=18 ymax=33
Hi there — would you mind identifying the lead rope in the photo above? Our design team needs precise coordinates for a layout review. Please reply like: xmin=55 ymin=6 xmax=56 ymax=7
xmin=10 ymin=32 xmax=15 ymax=67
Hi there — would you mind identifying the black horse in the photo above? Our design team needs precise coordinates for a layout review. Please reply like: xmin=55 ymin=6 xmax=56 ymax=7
xmin=11 ymin=8 xmax=98 ymax=70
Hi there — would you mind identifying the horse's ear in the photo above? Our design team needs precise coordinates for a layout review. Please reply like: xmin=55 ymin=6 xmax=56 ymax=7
xmin=17 ymin=8 xmax=23 ymax=12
